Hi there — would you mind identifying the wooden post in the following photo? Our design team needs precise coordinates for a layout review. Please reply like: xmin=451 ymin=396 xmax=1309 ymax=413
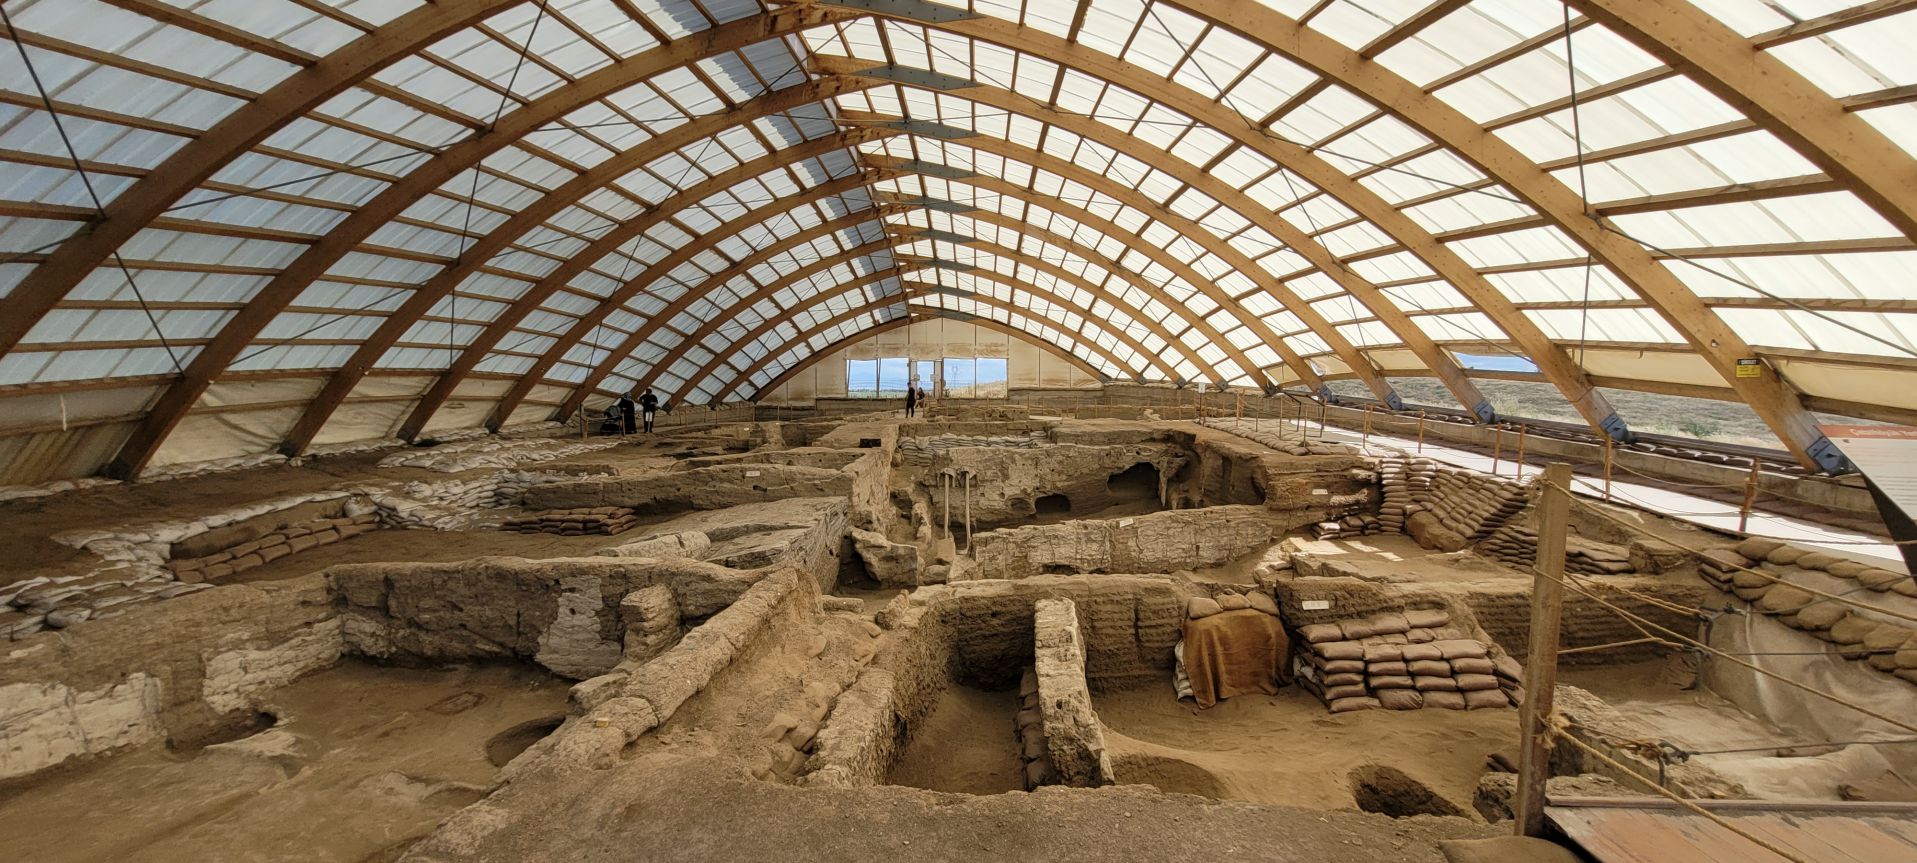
xmin=1515 ymin=462 xmax=1572 ymax=837
xmin=1492 ymin=425 xmax=1504 ymax=476
xmin=1516 ymin=424 xmax=1528 ymax=480
xmin=1317 ymin=400 xmax=1327 ymax=439
xmin=1602 ymin=435 xmax=1613 ymax=502
xmin=1740 ymin=461 xmax=1761 ymax=532
xmin=1236 ymin=392 xmax=1243 ymax=426
xmin=1362 ymin=405 xmax=1373 ymax=451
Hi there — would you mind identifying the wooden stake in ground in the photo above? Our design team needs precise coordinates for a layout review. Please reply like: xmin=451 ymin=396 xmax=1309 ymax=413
xmin=1515 ymin=462 xmax=1572 ymax=837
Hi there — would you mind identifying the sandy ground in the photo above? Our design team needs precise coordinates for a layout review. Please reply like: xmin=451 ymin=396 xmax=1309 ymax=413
xmin=887 ymin=684 xmax=1025 ymax=794
xmin=1563 ymin=660 xmax=1917 ymax=801
xmin=1095 ymin=678 xmax=1516 ymax=815
xmin=0 ymin=661 xmax=568 ymax=863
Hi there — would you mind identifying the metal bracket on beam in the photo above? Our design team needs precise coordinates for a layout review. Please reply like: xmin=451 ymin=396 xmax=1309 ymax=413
xmin=815 ymin=0 xmax=978 ymax=23
xmin=1471 ymin=399 xmax=1499 ymax=424
xmin=1316 ymin=384 xmax=1338 ymax=405
xmin=1598 ymin=411 xmax=1633 ymax=443
xmin=1384 ymin=391 xmax=1406 ymax=412
xmin=1805 ymin=435 xmax=1852 ymax=475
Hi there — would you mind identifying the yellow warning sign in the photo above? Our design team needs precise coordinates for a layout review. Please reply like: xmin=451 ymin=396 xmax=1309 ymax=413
xmin=1734 ymin=358 xmax=1762 ymax=379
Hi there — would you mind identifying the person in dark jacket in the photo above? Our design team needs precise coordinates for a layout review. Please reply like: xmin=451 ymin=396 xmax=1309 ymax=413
xmin=904 ymin=382 xmax=919 ymax=418
xmin=615 ymin=392 xmax=637 ymax=435
xmin=639 ymin=387 xmax=660 ymax=433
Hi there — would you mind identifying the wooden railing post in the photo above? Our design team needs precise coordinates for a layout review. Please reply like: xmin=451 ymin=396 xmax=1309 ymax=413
xmin=1515 ymin=462 xmax=1572 ymax=837
xmin=1740 ymin=461 xmax=1761 ymax=532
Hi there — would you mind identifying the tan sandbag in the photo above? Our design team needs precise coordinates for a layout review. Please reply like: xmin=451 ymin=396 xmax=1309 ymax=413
xmin=1365 ymin=612 xmax=1410 ymax=635
xmin=1298 ymin=623 xmax=1344 ymax=643
xmin=1736 ymin=537 xmax=1784 ymax=561
xmin=1404 ymin=608 xmax=1450 ymax=629
xmin=1377 ymin=689 xmax=1424 ymax=710
xmin=1319 ymin=658 xmax=1365 ymax=674
xmin=1400 ymin=643 xmax=1444 ymax=662
xmin=1363 ymin=643 xmax=1404 ymax=662
xmin=1492 ymin=655 xmax=1525 ymax=682
xmin=1339 ymin=620 xmax=1375 ymax=640
xmin=1325 ymin=683 xmax=1368 ymax=701
xmin=1368 ymin=660 xmax=1409 ymax=676
xmin=1406 ymin=659 xmax=1453 ymax=677
xmin=1756 ymin=584 xmax=1813 ymax=613
xmin=1423 ymin=690 xmax=1467 ymax=709
xmin=1219 ymin=593 xmax=1250 ymax=611
xmin=1766 ymin=545 xmax=1808 ymax=566
xmin=1370 ymin=675 xmax=1416 ymax=690
xmin=1414 ymin=675 xmax=1460 ymax=692
xmin=1328 ymin=696 xmax=1380 ymax=713
xmin=1316 ymin=641 xmax=1364 ymax=661
xmin=1463 ymin=688 xmax=1513 ymax=709
xmin=1456 ymin=673 xmax=1501 ymax=692
xmin=1435 ymin=639 xmax=1488 ymax=660
xmin=1323 ymin=672 xmax=1365 ymax=687
xmin=1188 ymin=596 xmax=1223 ymax=619
xmin=1247 ymin=592 xmax=1280 ymax=616
xmin=1795 ymin=603 xmax=1847 ymax=630
xmin=1450 ymin=657 xmax=1495 ymax=675
xmin=1830 ymin=614 xmax=1881 ymax=645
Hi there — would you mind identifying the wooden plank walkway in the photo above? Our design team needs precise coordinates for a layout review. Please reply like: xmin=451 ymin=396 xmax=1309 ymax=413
xmin=1548 ymin=798 xmax=1917 ymax=862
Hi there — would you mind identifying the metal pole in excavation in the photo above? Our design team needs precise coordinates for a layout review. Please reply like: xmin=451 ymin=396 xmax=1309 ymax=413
xmin=1515 ymin=462 xmax=1572 ymax=837
xmin=1740 ymin=461 xmax=1760 ymax=532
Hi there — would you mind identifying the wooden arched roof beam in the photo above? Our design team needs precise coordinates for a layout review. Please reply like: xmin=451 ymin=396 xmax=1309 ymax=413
xmin=919 ymin=0 xmax=1826 ymax=468
xmin=0 ymin=0 xmax=530 ymax=356
xmin=543 ymin=223 xmax=1211 ymax=423
xmin=100 ymin=7 xmax=853 ymax=478
xmin=275 ymin=78 xmax=886 ymax=453
xmin=538 ymin=184 xmax=1267 ymax=425
xmin=624 ymin=239 xmax=1186 ymax=412
xmin=817 ymin=50 xmax=1614 ymax=436
xmin=586 ymin=275 xmax=1135 ymax=405
xmin=841 ymin=93 xmax=1514 ymax=425
xmin=1568 ymin=0 xmax=1917 ymax=242
xmin=749 ymin=307 xmax=1106 ymax=399
xmin=711 ymin=294 xmax=1112 ymax=403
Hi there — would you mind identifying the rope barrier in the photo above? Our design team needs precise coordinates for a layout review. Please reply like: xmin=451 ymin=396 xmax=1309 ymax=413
xmin=1550 ymin=731 xmax=1813 ymax=863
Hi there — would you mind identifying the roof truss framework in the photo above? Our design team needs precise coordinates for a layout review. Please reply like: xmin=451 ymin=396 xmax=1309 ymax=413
xmin=1 ymin=0 xmax=1914 ymax=476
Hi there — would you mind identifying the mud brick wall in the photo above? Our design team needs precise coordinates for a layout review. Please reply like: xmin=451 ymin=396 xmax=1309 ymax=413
xmin=968 ymin=506 xmax=1273 ymax=579
xmin=0 ymin=576 xmax=340 ymax=781
xmin=913 ymin=576 xmax=1187 ymax=691
xmin=1463 ymin=580 xmax=1713 ymax=667
xmin=917 ymin=443 xmax=1186 ymax=526
xmin=326 ymin=556 xmax=769 ymax=679
xmin=1032 ymin=598 xmax=1114 ymax=787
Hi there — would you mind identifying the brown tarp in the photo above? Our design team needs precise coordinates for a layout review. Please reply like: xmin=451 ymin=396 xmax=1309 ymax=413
xmin=1183 ymin=610 xmax=1289 ymax=709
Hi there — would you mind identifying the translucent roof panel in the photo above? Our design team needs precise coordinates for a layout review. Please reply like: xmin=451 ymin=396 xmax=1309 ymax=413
xmin=0 ymin=0 xmax=1913 ymax=477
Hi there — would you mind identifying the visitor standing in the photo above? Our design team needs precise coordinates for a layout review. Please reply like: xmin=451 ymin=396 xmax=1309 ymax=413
xmin=615 ymin=391 xmax=637 ymax=435
xmin=639 ymin=386 xmax=660 ymax=433
xmin=904 ymin=382 xmax=919 ymax=418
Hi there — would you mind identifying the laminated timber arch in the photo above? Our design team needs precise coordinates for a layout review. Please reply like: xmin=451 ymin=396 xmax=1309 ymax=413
xmin=530 ymin=175 xmax=1294 ymax=426
xmin=746 ymin=305 xmax=1108 ymax=400
xmin=536 ymin=220 xmax=1217 ymax=424
xmin=1567 ymin=0 xmax=1917 ymax=242
xmin=0 ymin=0 xmax=529 ymax=357
xmin=275 ymin=76 xmax=888 ymax=454
xmin=98 ymin=6 xmax=854 ymax=479
xmin=562 ymin=241 xmax=1188 ymax=420
xmin=845 ymin=0 xmax=1835 ymax=468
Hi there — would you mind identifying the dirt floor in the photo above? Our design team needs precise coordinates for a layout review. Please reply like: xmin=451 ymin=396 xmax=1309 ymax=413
xmin=0 ymin=661 xmax=568 ymax=863
xmin=887 ymin=684 xmax=1025 ymax=794
xmin=1283 ymin=533 xmax=1526 ymax=584
xmin=1095 ymin=677 xmax=1516 ymax=815
xmin=0 ymin=434 xmax=719 ymax=585
xmin=1563 ymin=660 xmax=1917 ymax=801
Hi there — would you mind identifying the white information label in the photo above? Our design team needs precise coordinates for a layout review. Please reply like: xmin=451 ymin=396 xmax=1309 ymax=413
xmin=1311 ymin=488 xmax=1328 ymax=496
xmin=1302 ymin=599 xmax=1331 ymax=611
xmin=744 ymin=470 xmax=761 ymax=478
xmin=1118 ymin=518 xmax=1134 ymax=527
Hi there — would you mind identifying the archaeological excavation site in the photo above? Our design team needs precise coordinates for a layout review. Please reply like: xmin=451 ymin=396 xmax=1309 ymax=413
xmin=6 ymin=1 xmax=1917 ymax=860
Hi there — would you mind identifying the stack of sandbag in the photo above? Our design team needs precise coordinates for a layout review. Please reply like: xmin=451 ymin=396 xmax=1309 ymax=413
xmin=501 ymin=506 xmax=638 ymax=536
xmin=1697 ymin=539 xmax=1917 ymax=685
xmin=1310 ymin=514 xmax=1384 ymax=541
xmin=1377 ymin=459 xmax=1424 ymax=533
xmin=1479 ymin=524 xmax=1636 ymax=576
xmin=1290 ymin=608 xmax=1520 ymax=712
